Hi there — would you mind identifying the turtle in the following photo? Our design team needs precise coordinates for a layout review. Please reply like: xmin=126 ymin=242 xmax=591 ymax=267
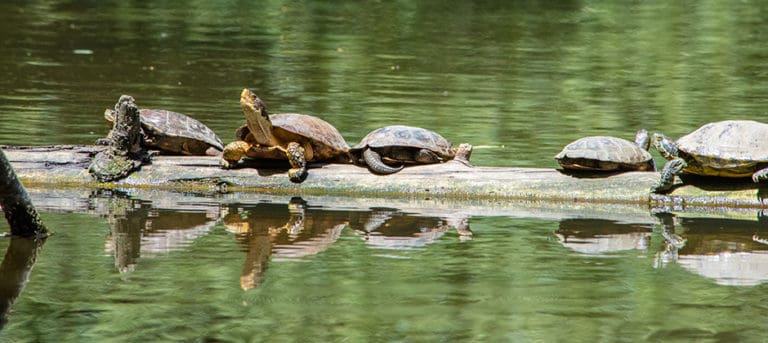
xmin=220 ymin=88 xmax=350 ymax=183
xmin=89 ymin=95 xmax=150 ymax=182
xmin=349 ymin=125 xmax=472 ymax=175
xmin=554 ymin=129 xmax=655 ymax=172
xmin=104 ymin=108 xmax=223 ymax=156
xmin=651 ymin=120 xmax=768 ymax=193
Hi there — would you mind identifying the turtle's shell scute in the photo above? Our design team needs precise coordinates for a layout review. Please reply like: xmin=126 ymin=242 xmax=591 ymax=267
xmin=271 ymin=113 xmax=350 ymax=156
xmin=677 ymin=120 xmax=768 ymax=163
xmin=140 ymin=109 xmax=224 ymax=152
xmin=555 ymin=136 xmax=653 ymax=171
xmin=351 ymin=125 xmax=454 ymax=157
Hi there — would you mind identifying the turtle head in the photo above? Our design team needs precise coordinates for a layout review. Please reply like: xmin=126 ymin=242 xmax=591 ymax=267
xmin=651 ymin=133 xmax=679 ymax=160
xmin=634 ymin=129 xmax=650 ymax=150
xmin=240 ymin=88 xmax=274 ymax=145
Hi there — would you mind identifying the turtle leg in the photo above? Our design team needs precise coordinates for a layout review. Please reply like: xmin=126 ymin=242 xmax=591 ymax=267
xmin=286 ymin=142 xmax=308 ymax=183
xmin=220 ymin=141 xmax=251 ymax=169
xmin=651 ymin=158 xmax=687 ymax=193
xmin=414 ymin=149 xmax=443 ymax=164
xmin=752 ymin=167 xmax=768 ymax=183
xmin=363 ymin=148 xmax=404 ymax=175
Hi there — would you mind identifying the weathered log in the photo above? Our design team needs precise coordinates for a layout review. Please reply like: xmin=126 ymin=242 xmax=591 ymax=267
xmin=2 ymin=145 xmax=768 ymax=209
xmin=0 ymin=148 xmax=48 ymax=237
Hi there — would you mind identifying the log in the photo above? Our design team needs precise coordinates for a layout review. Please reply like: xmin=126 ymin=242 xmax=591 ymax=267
xmin=0 ymin=148 xmax=48 ymax=237
xmin=2 ymin=145 xmax=767 ymax=210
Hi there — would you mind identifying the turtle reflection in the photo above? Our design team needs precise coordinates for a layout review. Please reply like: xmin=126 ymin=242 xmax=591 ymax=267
xmin=655 ymin=212 xmax=768 ymax=286
xmin=100 ymin=194 xmax=218 ymax=273
xmin=349 ymin=207 xmax=472 ymax=250
xmin=555 ymin=218 xmax=652 ymax=255
xmin=221 ymin=198 xmax=347 ymax=290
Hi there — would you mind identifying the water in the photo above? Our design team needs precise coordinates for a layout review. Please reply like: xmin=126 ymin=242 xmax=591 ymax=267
xmin=2 ymin=0 xmax=768 ymax=341
xmin=2 ymin=192 xmax=768 ymax=342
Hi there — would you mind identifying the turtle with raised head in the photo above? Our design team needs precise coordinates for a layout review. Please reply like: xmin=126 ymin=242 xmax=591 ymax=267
xmin=104 ymin=108 xmax=223 ymax=156
xmin=554 ymin=129 xmax=655 ymax=172
xmin=651 ymin=120 xmax=768 ymax=193
xmin=220 ymin=89 xmax=350 ymax=183
xmin=349 ymin=125 xmax=472 ymax=175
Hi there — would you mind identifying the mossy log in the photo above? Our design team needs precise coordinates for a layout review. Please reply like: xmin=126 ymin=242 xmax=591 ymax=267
xmin=2 ymin=145 xmax=767 ymax=210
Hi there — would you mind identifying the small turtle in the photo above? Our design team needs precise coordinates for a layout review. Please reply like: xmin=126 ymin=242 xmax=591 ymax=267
xmin=220 ymin=89 xmax=350 ymax=183
xmin=104 ymin=108 xmax=223 ymax=156
xmin=349 ymin=125 xmax=472 ymax=174
xmin=651 ymin=120 xmax=768 ymax=193
xmin=554 ymin=129 xmax=655 ymax=172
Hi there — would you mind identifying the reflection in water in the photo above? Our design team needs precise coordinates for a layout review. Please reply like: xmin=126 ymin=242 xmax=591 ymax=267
xmin=99 ymin=194 xmax=218 ymax=273
xmin=349 ymin=207 xmax=472 ymax=250
xmin=222 ymin=198 xmax=347 ymax=290
xmin=655 ymin=212 xmax=768 ymax=286
xmin=222 ymin=198 xmax=472 ymax=290
xmin=0 ymin=237 xmax=44 ymax=331
xmin=555 ymin=219 xmax=652 ymax=255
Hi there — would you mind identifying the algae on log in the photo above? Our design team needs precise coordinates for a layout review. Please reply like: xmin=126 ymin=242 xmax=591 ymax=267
xmin=2 ymin=145 xmax=768 ymax=209
xmin=0 ymin=148 xmax=48 ymax=237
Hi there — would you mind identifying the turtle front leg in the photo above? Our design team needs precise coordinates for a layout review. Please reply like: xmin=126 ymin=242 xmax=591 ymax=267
xmin=414 ymin=149 xmax=443 ymax=164
xmin=220 ymin=141 xmax=251 ymax=169
xmin=651 ymin=158 xmax=687 ymax=194
xmin=286 ymin=142 xmax=308 ymax=183
xmin=752 ymin=167 xmax=768 ymax=183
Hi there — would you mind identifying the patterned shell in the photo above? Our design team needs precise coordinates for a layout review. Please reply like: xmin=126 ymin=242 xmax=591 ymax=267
xmin=351 ymin=125 xmax=454 ymax=157
xmin=555 ymin=136 xmax=652 ymax=164
xmin=139 ymin=109 xmax=224 ymax=150
xmin=677 ymin=120 xmax=768 ymax=165
xmin=270 ymin=113 xmax=349 ymax=152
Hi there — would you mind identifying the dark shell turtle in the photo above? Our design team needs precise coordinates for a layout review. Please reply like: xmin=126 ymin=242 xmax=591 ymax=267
xmin=349 ymin=125 xmax=472 ymax=174
xmin=105 ymin=108 xmax=223 ymax=156
xmin=651 ymin=120 xmax=768 ymax=193
xmin=554 ymin=129 xmax=655 ymax=172
xmin=220 ymin=89 xmax=350 ymax=183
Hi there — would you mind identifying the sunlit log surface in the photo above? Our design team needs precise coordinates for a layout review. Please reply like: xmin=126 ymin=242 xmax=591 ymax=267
xmin=3 ymin=145 xmax=767 ymax=209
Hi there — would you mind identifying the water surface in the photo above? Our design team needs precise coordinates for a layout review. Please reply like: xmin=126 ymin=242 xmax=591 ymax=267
xmin=2 ymin=1 xmax=768 ymax=341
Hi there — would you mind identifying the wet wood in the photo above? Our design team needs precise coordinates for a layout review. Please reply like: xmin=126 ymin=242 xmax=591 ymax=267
xmin=0 ymin=148 xmax=48 ymax=237
xmin=2 ymin=145 xmax=767 ymax=209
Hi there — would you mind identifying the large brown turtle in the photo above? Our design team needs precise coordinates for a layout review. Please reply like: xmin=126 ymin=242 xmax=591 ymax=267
xmin=554 ymin=129 xmax=655 ymax=172
xmin=104 ymin=108 xmax=223 ymax=156
xmin=220 ymin=89 xmax=350 ymax=183
xmin=349 ymin=125 xmax=472 ymax=174
xmin=651 ymin=120 xmax=768 ymax=193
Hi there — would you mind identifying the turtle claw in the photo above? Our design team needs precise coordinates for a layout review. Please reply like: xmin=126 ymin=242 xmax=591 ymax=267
xmin=752 ymin=168 xmax=768 ymax=183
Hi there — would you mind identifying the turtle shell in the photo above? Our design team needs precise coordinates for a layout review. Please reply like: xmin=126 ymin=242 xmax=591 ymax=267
xmin=106 ymin=108 xmax=223 ymax=155
xmin=270 ymin=113 xmax=350 ymax=160
xmin=139 ymin=109 xmax=223 ymax=154
xmin=675 ymin=120 xmax=768 ymax=176
xmin=350 ymin=125 xmax=454 ymax=159
xmin=555 ymin=136 xmax=654 ymax=171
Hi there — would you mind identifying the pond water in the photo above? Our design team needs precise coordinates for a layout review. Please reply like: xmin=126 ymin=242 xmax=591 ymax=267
xmin=2 ymin=0 xmax=768 ymax=341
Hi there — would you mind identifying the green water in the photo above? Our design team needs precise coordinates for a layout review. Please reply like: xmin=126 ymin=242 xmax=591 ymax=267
xmin=2 ymin=196 xmax=768 ymax=342
xmin=2 ymin=0 xmax=768 ymax=341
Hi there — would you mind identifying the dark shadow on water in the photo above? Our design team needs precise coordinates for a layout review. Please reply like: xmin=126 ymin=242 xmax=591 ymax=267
xmin=0 ymin=236 xmax=45 ymax=331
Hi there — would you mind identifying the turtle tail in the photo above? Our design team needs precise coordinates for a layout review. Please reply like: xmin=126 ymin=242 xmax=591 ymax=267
xmin=363 ymin=149 xmax=404 ymax=175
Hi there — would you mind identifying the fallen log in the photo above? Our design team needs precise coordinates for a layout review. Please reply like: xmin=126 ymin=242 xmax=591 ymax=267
xmin=2 ymin=145 xmax=767 ymax=209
